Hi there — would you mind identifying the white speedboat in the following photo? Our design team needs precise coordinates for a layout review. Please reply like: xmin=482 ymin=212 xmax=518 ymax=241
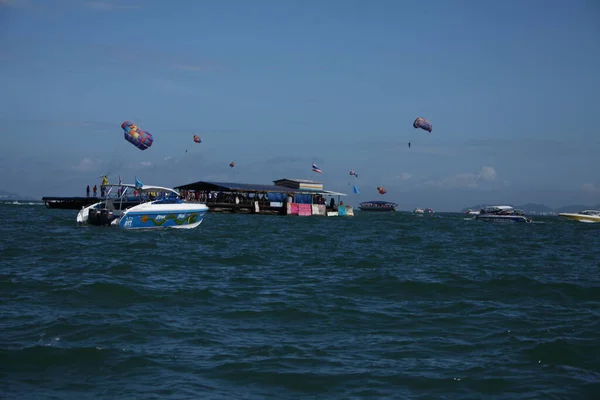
xmin=558 ymin=210 xmax=600 ymax=223
xmin=414 ymin=208 xmax=425 ymax=215
xmin=77 ymin=183 xmax=209 ymax=229
xmin=119 ymin=197 xmax=209 ymax=229
xmin=475 ymin=205 xmax=532 ymax=223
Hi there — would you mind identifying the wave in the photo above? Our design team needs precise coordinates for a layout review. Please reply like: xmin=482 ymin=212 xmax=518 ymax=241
xmin=0 ymin=201 xmax=44 ymax=206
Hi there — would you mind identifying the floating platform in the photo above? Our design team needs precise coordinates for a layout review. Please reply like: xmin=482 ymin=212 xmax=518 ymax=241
xmin=42 ymin=197 xmax=99 ymax=210
xmin=176 ymin=178 xmax=352 ymax=217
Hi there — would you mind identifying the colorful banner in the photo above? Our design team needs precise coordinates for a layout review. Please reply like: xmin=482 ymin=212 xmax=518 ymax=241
xmin=298 ymin=203 xmax=312 ymax=216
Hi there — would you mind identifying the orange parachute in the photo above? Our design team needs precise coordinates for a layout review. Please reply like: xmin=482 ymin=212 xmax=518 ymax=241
xmin=193 ymin=135 xmax=201 ymax=143
xmin=377 ymin=186 xmax=387 ymax=195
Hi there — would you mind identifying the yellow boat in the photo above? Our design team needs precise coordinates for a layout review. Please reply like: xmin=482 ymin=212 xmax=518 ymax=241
xmin=559 ymin=210 xmax=600 ymax=223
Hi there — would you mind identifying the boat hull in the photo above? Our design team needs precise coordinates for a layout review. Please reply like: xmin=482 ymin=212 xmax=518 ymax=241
xmin=358 ymin=201 xmax=398 ymax=212
xmin=119 ymin=203 xmax=209 ymax=229
xmin=559 ymin=213 xmax=600 ymax=223
xmin=476 ymin=215 xmax=530 ymax=223
xmin=358 ymin=206 xmax=396 ymax=212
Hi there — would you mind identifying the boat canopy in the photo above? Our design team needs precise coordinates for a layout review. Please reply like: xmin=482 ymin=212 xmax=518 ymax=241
xmin=102 ymin=183 xmax=179 ymax=196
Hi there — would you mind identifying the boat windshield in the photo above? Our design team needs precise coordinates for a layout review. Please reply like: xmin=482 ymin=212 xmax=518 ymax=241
xmin=152 ymin=197 xmax=182 ymax=205
xmin=581 ymin=210 xmax=600 ymax=216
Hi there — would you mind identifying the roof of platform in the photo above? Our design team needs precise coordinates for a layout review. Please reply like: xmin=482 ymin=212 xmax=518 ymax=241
xmin=174 ymin=180 xmax=347 ymax=196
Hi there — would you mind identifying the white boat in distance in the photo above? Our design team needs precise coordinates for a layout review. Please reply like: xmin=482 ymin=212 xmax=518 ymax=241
xmin=475 ymin=205 xmax=532 ymax=223
xmin=558 ymin=210 xmax=600 ymax=223
xmin=77 ymin=183 xmax=209 ymax=229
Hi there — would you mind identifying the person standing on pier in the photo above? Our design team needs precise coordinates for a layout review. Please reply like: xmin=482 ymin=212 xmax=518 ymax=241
xmin=93 ymin=185 xmax=97 ymax=197
xmin=86 ymin=185 xmax=90 ymax=197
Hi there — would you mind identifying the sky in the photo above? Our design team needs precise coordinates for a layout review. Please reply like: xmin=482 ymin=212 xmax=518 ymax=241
xmin=0 ymin=0 xmax=599 ymax=211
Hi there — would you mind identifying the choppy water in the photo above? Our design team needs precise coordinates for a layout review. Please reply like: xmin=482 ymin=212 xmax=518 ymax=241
xmin=1 ymin=202 xmax=599 ymax=399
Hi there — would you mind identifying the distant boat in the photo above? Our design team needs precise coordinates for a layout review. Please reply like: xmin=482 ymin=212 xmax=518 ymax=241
xmin=358 ymin=201 xmax=397 ymax=212
xmin=558 ymin=210 xmax=600 ymax=223
xmin=43 ymin=196 xmax=98 ymax=210
xmin=475 ymin=205 xmax=532 ymax=223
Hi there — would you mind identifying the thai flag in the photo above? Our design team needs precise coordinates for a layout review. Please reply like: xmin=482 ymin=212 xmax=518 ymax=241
xmin=312 ymin=163 xmax=322 ymax=174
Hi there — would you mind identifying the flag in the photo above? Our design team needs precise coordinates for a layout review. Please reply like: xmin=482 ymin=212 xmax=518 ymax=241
xmin=312 ymin=163 xmax=322 ymax=174
xmin=135 ymin=176 xmax=144 ymax=189
xmin=118 ymin=175 xmax=122 ymax=186
xmin=353 ymin=185 xmax=360 ymax=195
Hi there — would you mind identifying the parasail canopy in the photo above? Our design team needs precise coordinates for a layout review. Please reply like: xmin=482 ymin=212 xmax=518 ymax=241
xmin=121 ymin=121 xmax=154 ymax=150
xmin=413 ymin=117 xmax=432 ymax=133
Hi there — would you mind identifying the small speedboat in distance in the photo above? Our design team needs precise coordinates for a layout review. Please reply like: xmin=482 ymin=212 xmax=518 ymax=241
xmin=475 ymin=205 xmax=532 ymax=223
xmin=358 ymin=201 xmax=398 ymax=212
xmin=559 ymin=210 xmax=600 ymax=223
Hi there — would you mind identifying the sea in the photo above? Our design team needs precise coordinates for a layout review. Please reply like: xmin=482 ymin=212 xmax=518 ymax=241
xmin=1 ymin=201 xmax=599 ymax=400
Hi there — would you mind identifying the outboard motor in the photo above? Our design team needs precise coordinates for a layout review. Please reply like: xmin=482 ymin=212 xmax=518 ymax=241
xmin=88 ymin=208 xmax=116 ymax=227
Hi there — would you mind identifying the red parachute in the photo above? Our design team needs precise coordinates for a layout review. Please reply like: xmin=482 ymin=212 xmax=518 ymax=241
xmin=193 ymin=135 xmax=201 ymax=143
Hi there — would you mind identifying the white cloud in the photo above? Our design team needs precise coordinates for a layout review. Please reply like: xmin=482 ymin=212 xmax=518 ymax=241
xmin=396 ymin=172 xmax=412 ymax=181
xmin=581 ymin=183 xmax=600 ymax=193
xmin=140 ymin=161 xmax=153 ymax=167
xmin=421 ymin=166 xmax=498 ymax=189
xmin=478 ymin=166 xmax=497 ymax=181
xmin=73 ymin=158 xmax=100 ymax=172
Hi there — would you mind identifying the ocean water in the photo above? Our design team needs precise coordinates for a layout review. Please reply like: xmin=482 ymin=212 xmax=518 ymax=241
xmin=1 ymin=202 xmax=599 ymax=400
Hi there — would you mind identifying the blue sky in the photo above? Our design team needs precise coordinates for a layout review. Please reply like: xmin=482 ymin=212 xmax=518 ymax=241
xmin=0 ymin=0 xmax=598 ymax=211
